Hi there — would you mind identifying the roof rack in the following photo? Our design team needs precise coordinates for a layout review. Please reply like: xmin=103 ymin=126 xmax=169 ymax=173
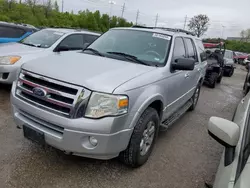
xmin=131 ymin=25 xmax=196 ymax=36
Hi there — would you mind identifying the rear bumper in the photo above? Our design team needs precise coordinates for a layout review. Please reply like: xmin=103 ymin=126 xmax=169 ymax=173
xmin=0 ymin=65 xmax=18 ymax=84
xmin=11 ymin=84 xmax=133 ymax=160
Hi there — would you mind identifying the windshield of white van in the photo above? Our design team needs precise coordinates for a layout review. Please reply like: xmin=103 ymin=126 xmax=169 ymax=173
xmin=86 ymin=29 xmax=172 ymax=66
xmin=19 ymin=29 xmax=65 ymax=48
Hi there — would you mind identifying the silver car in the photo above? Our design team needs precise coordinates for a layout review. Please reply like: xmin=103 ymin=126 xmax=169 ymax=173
xmin=0 ymin=28 xmax=100 ymax=84
xmin=207 ymin=92 xmax=250 ymax=187
xmin=11 ymin=27 xmax=207 ymax=167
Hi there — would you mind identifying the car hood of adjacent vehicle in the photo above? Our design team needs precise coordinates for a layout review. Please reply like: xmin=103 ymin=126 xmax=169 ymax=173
xmin=0 ymin=42 xmax=45 ymax=56
xmin=22 ymin=52 xmax=157 ymax=93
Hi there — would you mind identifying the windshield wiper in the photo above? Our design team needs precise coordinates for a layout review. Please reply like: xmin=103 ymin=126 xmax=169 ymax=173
xmin=107 ymin=52 xmax=149 ymax=66
xmin=20 ymin=42 xmax=41 ymax=47
xmin=83 ymin=48 xmax=104 ymax=57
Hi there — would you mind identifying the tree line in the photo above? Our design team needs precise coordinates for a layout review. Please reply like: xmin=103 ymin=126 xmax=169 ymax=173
xmin=0 ymin=0 xmax=133 ymax=32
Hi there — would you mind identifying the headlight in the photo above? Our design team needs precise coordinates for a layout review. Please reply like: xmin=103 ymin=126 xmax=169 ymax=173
xmin=0 ymin=56 xmax=21 ymax=65
xmin=85 ymin=92 xmax=128 ymax=118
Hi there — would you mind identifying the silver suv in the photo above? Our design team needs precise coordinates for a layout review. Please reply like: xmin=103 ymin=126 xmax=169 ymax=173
xmin=11 ymin=26 xmax=207 ymax=167
xmin=0 ymin=28 xmax=100 ymax=84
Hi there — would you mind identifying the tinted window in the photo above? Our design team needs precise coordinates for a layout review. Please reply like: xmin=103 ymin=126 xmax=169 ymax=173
xmin=59 ymin=34 xmax=84 ymax=50
xmin=88 ymin=29 xmax=172 ymax=66
xmin=236 ymin=114 xmax=250 ymax=181
xmin=184 ymin=38 xmax=197 ymax=60
xmin=84 ymin=34 xmax=99 ymax=44
xmin=173 ymin=37 xmax=186 ymax=59
xmin=20 ymin=29 xmax=64 ymax=48
xmin=0 ymin=26 xmax=25 ymax=38
xmin=195 ymin=39 xmax=207 ymax=61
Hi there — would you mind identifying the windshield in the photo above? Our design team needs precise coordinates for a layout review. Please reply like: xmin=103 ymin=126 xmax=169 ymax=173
xmin=87 ymin=29 xmax=172 ymax=66
xmin=19 ymin=29 xmax=65 ymax=48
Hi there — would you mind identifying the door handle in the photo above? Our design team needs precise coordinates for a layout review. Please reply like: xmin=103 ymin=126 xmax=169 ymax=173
xmin=185 ymin=73 xmax=189 ymax=78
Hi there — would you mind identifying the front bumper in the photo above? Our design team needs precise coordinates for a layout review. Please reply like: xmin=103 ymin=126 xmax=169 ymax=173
xmin=11 ymin=85 xmax=133 ymax=160
xmin=0 ymin=65 xmax=18 ymax=84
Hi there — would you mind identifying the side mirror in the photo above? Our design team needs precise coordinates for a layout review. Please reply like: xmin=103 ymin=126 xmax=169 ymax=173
xmin=83 ymin=43 xmax=90 ymax=50
xmin=56 ymin=45 xmax=69 ymax=52
xmin=208 ymin=116 xmax=240 ymax=166
xmin=172 ymin=58 xmax=195 ymax=71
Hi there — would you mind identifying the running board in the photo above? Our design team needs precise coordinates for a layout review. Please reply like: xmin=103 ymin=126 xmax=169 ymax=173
xmin=160 ymin=100 xmax=192 ymax=131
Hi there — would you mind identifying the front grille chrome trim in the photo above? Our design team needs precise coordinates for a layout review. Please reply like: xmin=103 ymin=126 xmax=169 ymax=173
xmin=16 ymin=69 xmax=91 ymax=118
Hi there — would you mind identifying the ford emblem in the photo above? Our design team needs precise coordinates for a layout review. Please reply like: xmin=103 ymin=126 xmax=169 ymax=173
xmin=32 ymin=87 xmax=47 ymax=97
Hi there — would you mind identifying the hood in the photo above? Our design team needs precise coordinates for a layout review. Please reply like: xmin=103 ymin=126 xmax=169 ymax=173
xmin=0 ymin=42 xmax=45 ymax=56
xmin=22 ymin=52 xmax=156 ymax=93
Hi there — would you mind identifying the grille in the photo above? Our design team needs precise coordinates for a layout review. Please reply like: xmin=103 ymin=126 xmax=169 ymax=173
xmin=16 ymin=69 xmax=91 ymax=118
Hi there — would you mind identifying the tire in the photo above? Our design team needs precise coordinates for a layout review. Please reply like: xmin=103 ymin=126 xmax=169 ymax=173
xmin=217 ymin=71 xmax=223 ymax=83
xmin=189 ymin=83 xmax=201 ymax=111
xmin=228 ymin=68 xmax=234 ymax=77
xmin=243 ymin=79 xmax=250 ymax=96
xmin=119 ymin=107 xmax=159 ymax=168
xmin=208 ymin=72 xmax=218 ymax=88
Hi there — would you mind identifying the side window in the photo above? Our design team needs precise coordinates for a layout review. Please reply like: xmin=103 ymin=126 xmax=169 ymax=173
xmin=184 ymin=38 xmax=197 ymax=61
xmin=195 ymin=39 xmax=207 ymax=62
xmin=59 ymin=34 xmax=84 ymax=50
xmin=0 ymin=26 xmax=25 ymax=38
xmin=84 ymin=34 xmax=99 ymax=45
xmin=236 ymin=115 xmax=250 ymax=181
xmin=173 ymin=37 xmax=186 ymax=59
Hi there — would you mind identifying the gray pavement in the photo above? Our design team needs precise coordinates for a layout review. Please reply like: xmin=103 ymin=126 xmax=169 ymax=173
xmin=0 ymin=65 xmax=246 ymax=188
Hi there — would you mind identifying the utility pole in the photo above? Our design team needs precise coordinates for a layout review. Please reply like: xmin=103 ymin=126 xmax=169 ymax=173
xmin=135 ymin=10 xmax=139 ymax=25
xmin=121 ymin=3 xmax=125 ymax=18
xmin=183 ymin=15 xmax=187 ymax=30
xmin=155 ymin=13 xmax=159 ymax=27
xmin=61 ymin=0 xmax=64 ymax=13
xmin=221 ymin=25 xmax=225 ymax=39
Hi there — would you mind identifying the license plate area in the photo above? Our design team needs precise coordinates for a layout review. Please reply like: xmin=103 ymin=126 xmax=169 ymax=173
xmin=23 ymin=125 xmax=45 ymax=145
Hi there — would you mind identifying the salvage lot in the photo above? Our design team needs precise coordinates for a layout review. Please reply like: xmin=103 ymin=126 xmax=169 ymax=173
xmin=0 ymin=66 xmax=246 ymax=188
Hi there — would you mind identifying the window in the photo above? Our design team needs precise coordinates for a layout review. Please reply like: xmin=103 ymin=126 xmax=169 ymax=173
xmin=84 ymin=34 xmax=99 ymax=44
xmin=88 ymin=29 xmax=172 ymax=66
xmin=0 ymin=26 xmax=25 ymax=38
xmin=184 ymin=38 xmax=197 ymax=60
xmin=225 ymin=51 xmax=233 ymax=59
xmin=59 ymin=34 xmax=84 ymax=50
xmin=195 ymin=39 xmax=207 ymax=62
xmin=173 ymin=37 xmax=186 ymax=59
xmin=20 ymin=29 xmax=64 ymax=48
xmin=235 ymin=114 xmax=250 ymax=181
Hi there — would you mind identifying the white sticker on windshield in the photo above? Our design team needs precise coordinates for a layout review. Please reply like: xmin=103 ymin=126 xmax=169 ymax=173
xmin=53 ymin=32 xmax=64 ymax=36
xmin=152 ymin=33 xmax=171 ymax=40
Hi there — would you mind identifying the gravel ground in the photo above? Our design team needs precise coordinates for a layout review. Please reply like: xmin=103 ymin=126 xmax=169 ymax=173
xmin=0 ymin=65 xmax=246 ymax=188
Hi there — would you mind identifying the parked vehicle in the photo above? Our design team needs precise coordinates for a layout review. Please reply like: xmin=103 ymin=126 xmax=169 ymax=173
xmin=0 ymin=28 xmax=100 ymax=84
xmin=244 ymin=55 xmax=250 ymax=69
xmin=223 ymin=50 xmax=235 ymax=77
xmin=207 ymin=91 xmax=250 ymax=188
xmin=0 ymin=21 xmax=37 ymax=43
xmin=203 ymin=42 xmax=225 ymax=88
xmin=243 ymin=63 xmax=250 ymax=95
xmin=235 ymin=52 xmax=248 ymax=65
xmin=11 ymin=26 xmax=207 ymax=167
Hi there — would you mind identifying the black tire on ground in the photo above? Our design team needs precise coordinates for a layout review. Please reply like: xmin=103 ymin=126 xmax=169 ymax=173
xmin=119 ymin=107 xmax=159 ymax=168
xmin=243 ymin=80 xmax=250 ymax=96
xmin=217 ymin=71 xmax=223 ymax=83
xmin=208 ymin=72 xmax=218 ymax=88
xmin=189 ymin=83 xmax=201 ymax=111
xmin=228 ymin=68 xmax=234 ymax=77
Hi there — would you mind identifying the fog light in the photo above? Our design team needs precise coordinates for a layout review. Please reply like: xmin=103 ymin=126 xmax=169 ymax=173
xmin=89 ymin=136 xmax=98 ymax=146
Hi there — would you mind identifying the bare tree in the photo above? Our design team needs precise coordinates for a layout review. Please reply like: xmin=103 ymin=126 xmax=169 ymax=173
xmin=240 ymin=29 xmax=250 ymax=42
xmin=188 ymin=14 xmax=210 ymax=37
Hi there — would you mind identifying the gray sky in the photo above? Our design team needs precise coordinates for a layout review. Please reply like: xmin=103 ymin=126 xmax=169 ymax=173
xmin=62 ymin=0 xmax=250 ymax=38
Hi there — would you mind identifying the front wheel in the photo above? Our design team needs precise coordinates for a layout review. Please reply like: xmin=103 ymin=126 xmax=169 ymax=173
xmin=189 ymin=84 xmax=201 ymax=111
xmin=228 ymin=68 xmax=234 ymax=77
xmin=119 ymin=107 xmax=159 ymax=168
xmin=208 ymin=72 xmax=218 ymax=88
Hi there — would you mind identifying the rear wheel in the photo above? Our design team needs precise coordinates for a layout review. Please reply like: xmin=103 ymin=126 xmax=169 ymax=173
xmin=217 ymin=70 xmax=223 ymax=83
xmin=228 ymin=68 xmax=234 ymax=77
xmin=119 ymin=107 xmax=159 ymax=168
xmin=208 ymin=72 xmax=218 ymax=88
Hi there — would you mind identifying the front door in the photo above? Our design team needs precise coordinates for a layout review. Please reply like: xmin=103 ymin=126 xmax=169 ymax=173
xmin=163 ymin=37 xmax=192 ymax=120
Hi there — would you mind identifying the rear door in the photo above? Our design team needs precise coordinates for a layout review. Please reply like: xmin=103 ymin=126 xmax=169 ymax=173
xmin=56 ymin=34 xmax=84 ymax=51
xmin=83 ymin=34 xmax=99 ymax=45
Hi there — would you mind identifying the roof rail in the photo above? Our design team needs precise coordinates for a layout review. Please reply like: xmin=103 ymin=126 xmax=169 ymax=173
xmin=131 ymin=25 xmax=196 ymax=36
